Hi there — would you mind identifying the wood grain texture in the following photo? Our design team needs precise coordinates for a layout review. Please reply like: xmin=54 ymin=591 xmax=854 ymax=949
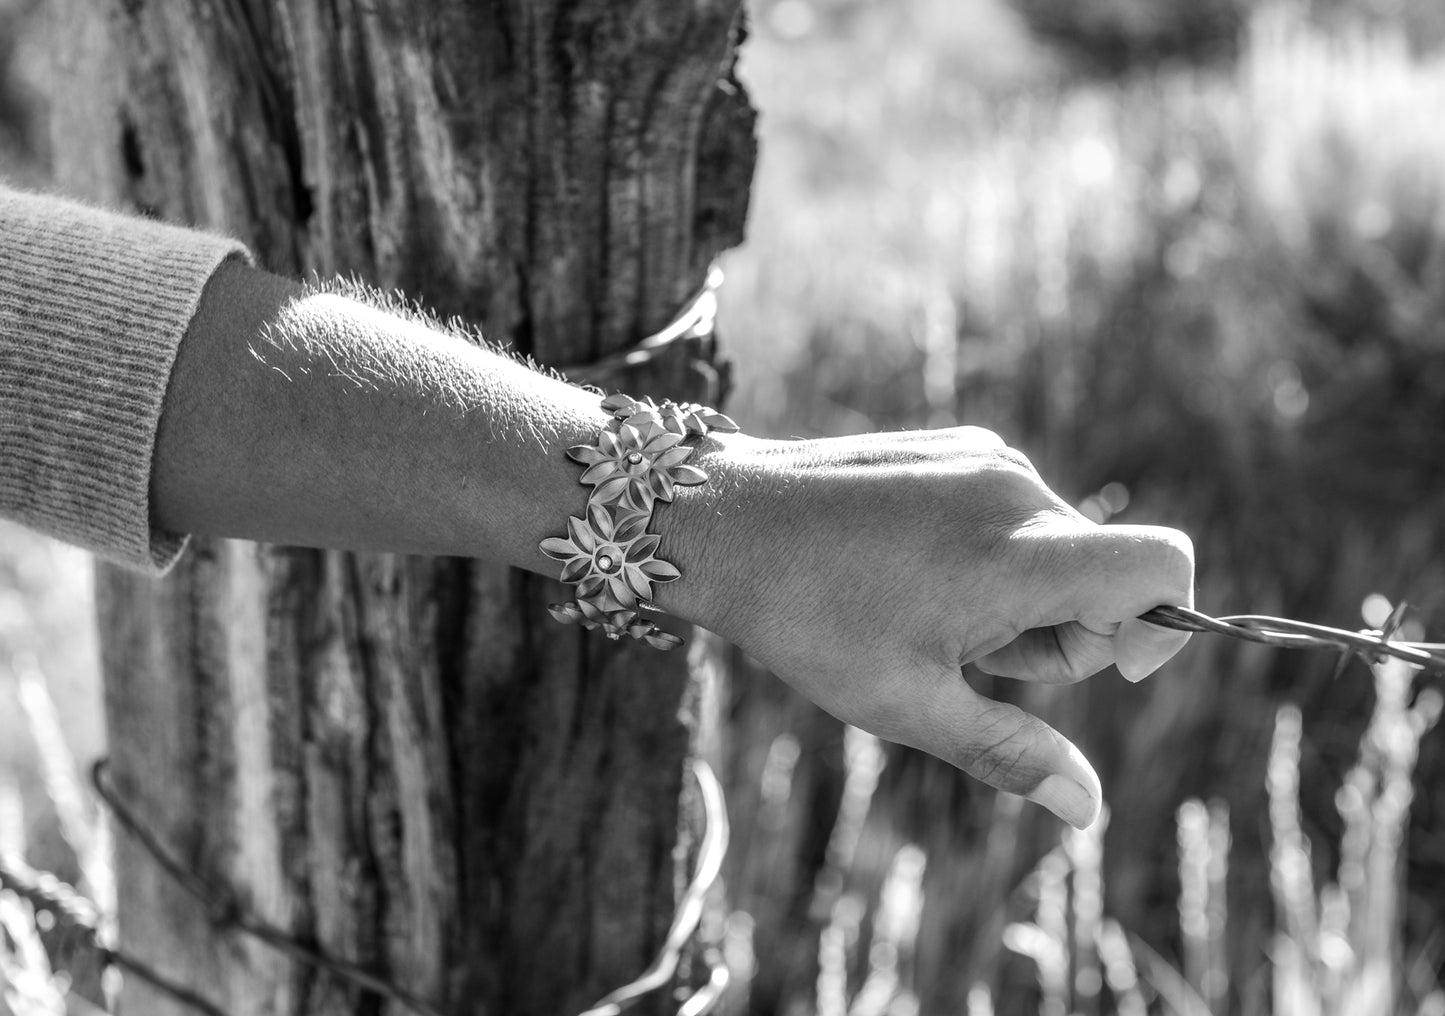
xmin=49 ymin=0 xmax=755 ymax=1011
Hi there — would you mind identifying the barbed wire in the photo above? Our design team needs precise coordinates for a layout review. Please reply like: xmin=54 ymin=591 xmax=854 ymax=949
xmin=90 ymin=760 xmax=451 ymax=1016
xmin=1140 ymin=603 xmax=1445 ymax=673
xmin=1 ymin=758 xmax=727 ymax=1016
xmin=578 ymin=759 xmax=730 ymax=1016
xmin=559 ymin=264 xmax=723 ymax=381
xmin=0 ymin=849 xmax=227 ymax=1016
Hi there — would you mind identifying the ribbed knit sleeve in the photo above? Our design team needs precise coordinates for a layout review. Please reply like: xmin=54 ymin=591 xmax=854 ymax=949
xmin=0 ymin=186 xmax=251 ymax=573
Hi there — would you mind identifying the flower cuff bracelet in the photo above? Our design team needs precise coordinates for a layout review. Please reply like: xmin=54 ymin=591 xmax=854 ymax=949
xmin=540 ymin=393 xmax=739 ymax=650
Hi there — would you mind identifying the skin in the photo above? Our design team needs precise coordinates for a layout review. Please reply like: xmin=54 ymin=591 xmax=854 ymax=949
xmin=154 ymin=259 xmax=1194 ymax=829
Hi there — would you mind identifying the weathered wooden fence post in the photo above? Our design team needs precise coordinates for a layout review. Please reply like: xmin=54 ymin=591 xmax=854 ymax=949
xmin=44 ymin=1 xmax=755 ymax=1011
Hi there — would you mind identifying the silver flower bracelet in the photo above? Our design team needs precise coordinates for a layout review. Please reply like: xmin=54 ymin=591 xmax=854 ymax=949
xmin=540 ymin=393 xmax=739 ymax=649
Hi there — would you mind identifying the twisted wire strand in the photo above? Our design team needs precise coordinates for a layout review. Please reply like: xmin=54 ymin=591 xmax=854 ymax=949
xmin=578 ymin=758 xmax=731 ymax=1016
xmin=1141 ymin=605 xmax=1445 ymax=672
xmin=560 ymin=264 xmax=723 ymax=380
xmin=90 ymin=760 xmax=449 ymax=1016
xmin=677 ymin=951 xmax=730 ymax=1016
xmin=39 ymin=756 xmax=730 ymax=1016
xmin=0 ymin=850 xmax=227 ymax=1016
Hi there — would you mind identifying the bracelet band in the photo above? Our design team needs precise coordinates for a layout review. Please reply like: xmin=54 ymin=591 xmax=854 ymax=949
xmin=540 ymin=393 xmax=739 ymax=650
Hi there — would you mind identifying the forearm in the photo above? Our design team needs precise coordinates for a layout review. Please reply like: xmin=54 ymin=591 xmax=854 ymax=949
xmin=153 ymin=260 xmax=743 ymax=629
xmin=155 ymin=258 xmax=1197 ymax=828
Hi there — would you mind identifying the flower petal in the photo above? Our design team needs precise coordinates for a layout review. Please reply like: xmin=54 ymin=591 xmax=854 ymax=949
xmin=639 ymin=558 xmax=681 ymax=582
xmin=592 ymin=474 xmax=631 ymax=505
xmin=619 ymin=486 xmax=654 ymax=516
xmin=577 ymin=596 xmax=607 ymax=622
xmin=579 ymin=461 xmax=619 ymax=486
xmin=597 ymin=429 xmax=621 ymax=456
xmin=567 ymin=444 xmax=607 ymax=465
xmin=621 ymin=567 xmax=653 ymax=601
xmin=614 ymin=511 xmax=650 ymax=543
xmin=644 ymin=630 xmax=684 ymax=651
xmin=643 ymin=430 xmax=684 ymax=453
xmin=576 ymin=576 xmax=605 ymax=601
xmin=669 ymin=464 xmax=709 ymax=486
xmin=548 ymin=602 xmax=584 ymax=624
xmin=649 ymin=471 xmax=676 ymax=502
xmin=587 ymin=501 xmax=615 ymax=540
xmin=560 ymin=558 xmax=590 ymax=583
xmin=697 ymin=409 xmax=740 ymax=432
xmin=653 ymin=446 xmax=694 ymax=469
xmin=540 ymin=536 xmax=579 ymax=560
xmin=600 ymin=393 xmax=638 ymax=414
xmin=567 ymin=515 xmax=596 ymax=552
xmin=628 ymin=534 xmax=661 ymax=560
xmin=608 ymin=574 xmax=641 ymax=606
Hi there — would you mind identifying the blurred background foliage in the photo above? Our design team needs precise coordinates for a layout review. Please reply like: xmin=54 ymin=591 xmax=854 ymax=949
xmin=4 ymin=0 xmax=1445 ymax=1014
xmin=719 ymin=0 xmax=1445 ymax=1013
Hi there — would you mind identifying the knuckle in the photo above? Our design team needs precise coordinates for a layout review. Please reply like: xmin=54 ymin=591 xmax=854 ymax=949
xmin=954 ymin=426 xmax=1006 ymax=450
xmin=1149 ymin=527 xmax=1196 ymax=589
xmin=1108 ymin=525 xmax=1196 ymax=596
xmin=975 ymin=450 xmax=1046 ymax=507
xmin=991 ymin=446 xmax=1036 ymax=475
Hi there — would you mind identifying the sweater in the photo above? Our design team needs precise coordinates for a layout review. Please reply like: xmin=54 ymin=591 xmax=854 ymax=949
xmin=0 ymin=185 xmax=249 ymax=573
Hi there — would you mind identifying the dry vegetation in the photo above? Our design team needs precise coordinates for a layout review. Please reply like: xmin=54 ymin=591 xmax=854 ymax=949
xmin=4 ymin=1 xmax=1445 ymax=1014
xmin=716 ymin=1 xmax=1445 ymax=1013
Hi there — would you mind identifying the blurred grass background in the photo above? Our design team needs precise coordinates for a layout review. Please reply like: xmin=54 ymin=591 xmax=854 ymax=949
xmin=717 ymin=0 xmax=1445 ymax=1013
xmin=5 ymin=0 xmax=1445 ymax=1013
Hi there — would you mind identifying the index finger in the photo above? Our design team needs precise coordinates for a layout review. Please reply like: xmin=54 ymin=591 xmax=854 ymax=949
xmin=975 ymin=524 xmax=1195 ymax=683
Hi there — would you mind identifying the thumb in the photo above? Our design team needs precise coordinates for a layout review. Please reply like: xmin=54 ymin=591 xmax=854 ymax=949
xmin=903 ymin=668 xmax=1101 ymax=828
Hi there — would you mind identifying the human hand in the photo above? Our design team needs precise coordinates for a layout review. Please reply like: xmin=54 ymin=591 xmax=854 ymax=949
xmin=658 ymin=426 xmax=1194 ymax=828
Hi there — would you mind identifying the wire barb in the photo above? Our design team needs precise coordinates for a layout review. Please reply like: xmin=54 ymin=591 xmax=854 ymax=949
xmin=1140 ymin=604 xmax=1445 ymax=672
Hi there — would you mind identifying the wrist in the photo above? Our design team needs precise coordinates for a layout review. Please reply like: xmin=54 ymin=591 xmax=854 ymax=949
xmin=536 ymin=393 xmax=762 ymax=648
xmin=647 ymin=430 xmax=778 ymax=639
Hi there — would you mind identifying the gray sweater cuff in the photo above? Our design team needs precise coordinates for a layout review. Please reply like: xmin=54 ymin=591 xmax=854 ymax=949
xmin=0 ymin=187 xmax=252 ymax=573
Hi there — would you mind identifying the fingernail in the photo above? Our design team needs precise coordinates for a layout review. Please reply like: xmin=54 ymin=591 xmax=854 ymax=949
xmin=1116 ymin=619 xmax=1187 ymax=683
xmin=1027 ymin=774 xmax=1099 ymax=829
xmin=1119 ymin=656 xmax=1163 ymax=683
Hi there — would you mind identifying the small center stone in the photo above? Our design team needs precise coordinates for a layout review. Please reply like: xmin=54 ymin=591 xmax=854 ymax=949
xmin=627 ymin=452 xmax=644 ymax=465
xmin=596 ymin=555 xmax=615 ymax=572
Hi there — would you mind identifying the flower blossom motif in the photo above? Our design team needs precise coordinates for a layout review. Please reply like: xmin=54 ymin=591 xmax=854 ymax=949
xmin=539 ymin=501 xmax=681 ymax=612
xmin=546 ymin=600 xmax=684 ymax=650
xmin=540 ymin=393 xmax=740 ymax=651
xmin=600 ymin=394 xmax=740 ymax=438
xmin=567 ymin=421 xmax=709 ymax=508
